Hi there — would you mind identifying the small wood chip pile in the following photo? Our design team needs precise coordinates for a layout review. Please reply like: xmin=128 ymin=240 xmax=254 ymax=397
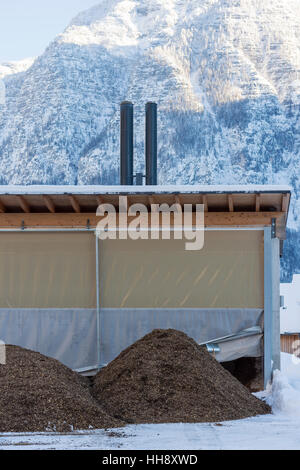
xmin=0 ymin=345 xmax=123 ymax=432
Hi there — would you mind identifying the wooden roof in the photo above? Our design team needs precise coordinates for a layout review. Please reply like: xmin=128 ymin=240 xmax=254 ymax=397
xmin=0 ymin=184 xmax=291 ymax=214
xmin=0 ymin=185 xmax=291 ymax=240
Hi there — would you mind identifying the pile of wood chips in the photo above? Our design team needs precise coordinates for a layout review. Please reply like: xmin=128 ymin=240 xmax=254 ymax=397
xmin=93 ymin=329 xmax=271 ymax=424
xmin=0 ymin=330 xmax=271 ymax=432
xmin=0 ymin=345 xmax=123 ymax=432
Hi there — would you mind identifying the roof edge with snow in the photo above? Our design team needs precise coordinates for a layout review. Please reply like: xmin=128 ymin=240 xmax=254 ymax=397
xmin=0 ymin=184 xmax=292 ymax=196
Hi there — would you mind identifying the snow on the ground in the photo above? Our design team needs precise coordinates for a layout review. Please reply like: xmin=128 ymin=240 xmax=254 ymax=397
xmin=1 ymin=352 xmax=300 ymax=450
xmin=255 ymin=353 xmax=300 ymax=419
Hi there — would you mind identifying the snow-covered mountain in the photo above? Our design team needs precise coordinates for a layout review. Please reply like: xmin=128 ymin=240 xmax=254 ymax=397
xmin=0 ymin=0 xmax=300 ymax=278
xmin=0 ymin=58 xmax=35 ymax=80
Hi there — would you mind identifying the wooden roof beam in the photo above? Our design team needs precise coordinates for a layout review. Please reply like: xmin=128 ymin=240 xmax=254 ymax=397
xmin=18 ymin=196 xmax=30 ymax=213
xmin=202 ymin=195 xmax=208 ymax=212
xmin=174 ymin=195 xmax=182 ymax=212
xmin=149 ymin=195 xmax=158 ymax=212
xmin=255 ymin=194 xmax=261 ymax=212
xmin=0 ymin=212 xmax=287 ymax=238
xmin=0 ymin=198 xmax=6 ymax=213
xmin=69 ymin=195 xmax=81 ymax=213
xmin=282 ymin=193 xmax=289 ymax=213
xmin=228 ymin=194 xmax=234 ymax=212
xmin=43 ymin=195 xmax=56 ymax=213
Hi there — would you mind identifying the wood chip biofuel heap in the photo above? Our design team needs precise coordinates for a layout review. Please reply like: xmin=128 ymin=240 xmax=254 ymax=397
xmin=93 ymin=329 xmax=271 ymax=424
xmin=0 ymin=345 xmax=123 ymax=432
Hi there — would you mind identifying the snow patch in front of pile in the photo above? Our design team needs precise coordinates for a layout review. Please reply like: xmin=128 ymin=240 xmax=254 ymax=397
xmin=256 ymin=353 xmax=300 ymax=417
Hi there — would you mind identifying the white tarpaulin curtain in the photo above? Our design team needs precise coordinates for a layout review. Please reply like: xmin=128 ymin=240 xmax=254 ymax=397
xmin=0 ymin=308 xmax=263 ymax=369
xmin=99 ymin=232 xmax=264 ymax=309
xmin=0 ymin=231 xmax=264 ymax=369
xmin=0 ymin=232 xmax=96 ymax=308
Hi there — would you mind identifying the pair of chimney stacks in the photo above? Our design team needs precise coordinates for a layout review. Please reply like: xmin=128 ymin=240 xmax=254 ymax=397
xmin=120 ymin=101 xmax=157 ymax=185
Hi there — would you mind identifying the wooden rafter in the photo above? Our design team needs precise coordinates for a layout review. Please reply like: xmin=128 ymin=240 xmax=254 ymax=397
xmin=174 ymin=195 xmax=182 ymax=212
xmin=149 ymin=195 xmax=158 ymax=212
xmin=228 ymin=194 xmax=234 ymax=212
xmin=69 ymin=195 xmax=81 ymax=213
xmin=255 ymin=194 xmax=261 ymax=212
xmin=42 ymin=195 xmax=56 ymax=213
xmin=0 ymin=191 xmax=289 ymax=215
xmin=0 ymin=197 xmax=6 ymax=213
xmin=18 ymin=196 xmax=30 ymax=213
xmin=281 ymin=193 xmax=289 ymax=213
xmin=202 ymin=195 xmax=208 ymax=212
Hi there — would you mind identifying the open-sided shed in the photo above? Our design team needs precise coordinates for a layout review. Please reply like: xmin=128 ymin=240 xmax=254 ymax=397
xmin=0 ymin=184 xmax=291 ymax=388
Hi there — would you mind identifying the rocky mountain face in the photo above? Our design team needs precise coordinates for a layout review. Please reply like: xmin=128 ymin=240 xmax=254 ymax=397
xmin=0 ymin=0 xmax=299 ymax=279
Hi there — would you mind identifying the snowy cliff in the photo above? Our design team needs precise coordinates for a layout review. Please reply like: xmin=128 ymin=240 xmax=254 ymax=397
xmin=0 ymin=0 xmax=299 ymax=278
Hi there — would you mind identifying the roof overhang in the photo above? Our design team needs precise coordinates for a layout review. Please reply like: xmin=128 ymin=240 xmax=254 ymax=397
xmin=0 ymin=184 xmax=292 ymax=195
xmin=0 ymin=184 xmax=291 ymax=241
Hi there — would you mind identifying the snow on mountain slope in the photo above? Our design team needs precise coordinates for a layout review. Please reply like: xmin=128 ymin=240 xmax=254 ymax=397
xmin=0 ymin=58 xmax=36 ymax=110
xmin=0 ymin=0 xmax=300 ymax=277
xmin=0 ymin=58 xmax=36 ymax=80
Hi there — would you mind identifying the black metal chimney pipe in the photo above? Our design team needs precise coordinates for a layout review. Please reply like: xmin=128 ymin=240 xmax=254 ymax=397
xmin=145 ymin=102 xmax=157 ymax=185
xmin=120 ymin=101 xmax=134 ymax=185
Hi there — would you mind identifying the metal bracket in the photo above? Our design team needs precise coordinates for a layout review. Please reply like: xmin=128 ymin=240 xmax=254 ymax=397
xmin=271 ymin=218 xmax=276 ymax=239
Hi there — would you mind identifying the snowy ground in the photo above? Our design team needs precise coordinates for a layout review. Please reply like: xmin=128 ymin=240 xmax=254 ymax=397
xmin=1 ymin=353 xmax=300 ymax=450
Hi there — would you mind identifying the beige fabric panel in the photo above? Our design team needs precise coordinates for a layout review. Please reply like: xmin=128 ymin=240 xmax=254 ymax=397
xmin=0 ymin=232 xmax=96 ymax=308
xmin=100 ymin=231 xmax=264 ymax=308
